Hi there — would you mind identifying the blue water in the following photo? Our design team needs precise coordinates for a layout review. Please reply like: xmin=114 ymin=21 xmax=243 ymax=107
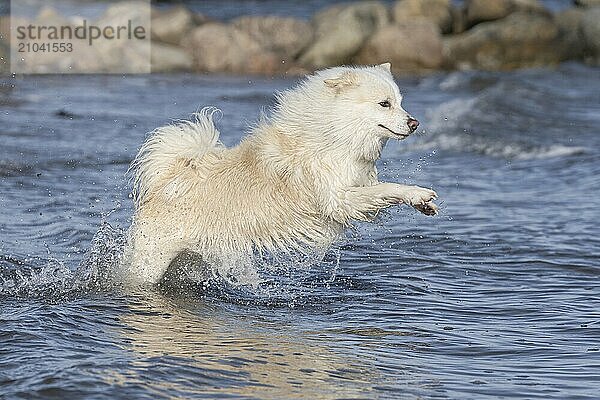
xmin=176 ymin=0 xmax=574 ymax=19
xmin=1 ymin=62 xmax=599 ymax=399
xmin=6 ymin=0 xmax=574 ymax=21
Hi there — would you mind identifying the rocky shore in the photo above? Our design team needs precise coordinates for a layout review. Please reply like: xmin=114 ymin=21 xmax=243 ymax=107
xmin=1 ymin=0 xmax=600 ymax=75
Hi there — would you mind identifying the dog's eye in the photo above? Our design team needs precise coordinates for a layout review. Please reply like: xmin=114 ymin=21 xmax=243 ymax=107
xmin=378 ymin=100 xmax=391 ymax=108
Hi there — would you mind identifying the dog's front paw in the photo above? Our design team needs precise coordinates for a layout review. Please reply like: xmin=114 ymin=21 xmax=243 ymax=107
xmin=400 ymin=186 xmax=437 ymax=206
xmin=396 ymin=186 xmax=438 ymax=216
xmin=413 ymin=201 xmax=439 ymax=216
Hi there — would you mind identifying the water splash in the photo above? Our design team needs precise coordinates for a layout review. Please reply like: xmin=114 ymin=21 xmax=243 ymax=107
xmin=157 ymin=241 xmax=344 ymax=307
xmin=1 ymin=211 xmax=345 ymax=305
xmin=0 ymin=221 xmax=127 ymax=299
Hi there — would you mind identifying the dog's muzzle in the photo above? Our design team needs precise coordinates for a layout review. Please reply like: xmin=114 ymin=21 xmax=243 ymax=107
xmin=379 ymin=117 xmax=419 ymax=139
xmin=378 ymin=124 xmax=410 ymax=139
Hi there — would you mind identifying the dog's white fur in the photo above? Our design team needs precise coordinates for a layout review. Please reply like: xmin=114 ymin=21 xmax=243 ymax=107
xmin=125 ymin=64 xmax=438 ymax=284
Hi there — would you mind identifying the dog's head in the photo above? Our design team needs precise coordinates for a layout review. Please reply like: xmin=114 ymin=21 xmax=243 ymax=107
xmin=321 ymin=63 xmax=418 ymax=141
xmin=274 ymin=64 xmax=418 ymax=161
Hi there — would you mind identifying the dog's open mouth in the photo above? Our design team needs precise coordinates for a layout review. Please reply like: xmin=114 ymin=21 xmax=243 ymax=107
xmin=378 ymin=124 xmax=410 ymax=139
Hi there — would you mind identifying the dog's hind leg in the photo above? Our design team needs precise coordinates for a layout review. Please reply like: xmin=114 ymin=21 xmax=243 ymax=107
xmin=124 ymin=224 xmax=186 ymax=284
xmin=160 ymin=250 xmax=211 ymax=288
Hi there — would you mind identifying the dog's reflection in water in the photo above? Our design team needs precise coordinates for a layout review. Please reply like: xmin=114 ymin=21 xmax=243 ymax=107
xmin=114 ymin=288 xmax=381 ymax=399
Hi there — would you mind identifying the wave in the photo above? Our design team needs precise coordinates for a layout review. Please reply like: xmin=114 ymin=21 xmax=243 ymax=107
xmin=412 ymin=85 xmax=587 ymax=160
xmin=409 ymin=132 xmax=586 ymax=160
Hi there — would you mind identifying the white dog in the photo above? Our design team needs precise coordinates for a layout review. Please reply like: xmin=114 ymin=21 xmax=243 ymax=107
xmin=125 ymin=63 xmax=438 ymax=284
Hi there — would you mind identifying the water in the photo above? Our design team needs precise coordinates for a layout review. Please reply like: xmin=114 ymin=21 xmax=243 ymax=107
xmin=5 ymin=0 xmax=573 ymax=21
xmin=172 ymin=0 xmax=574 ymax=20
xmin=1 ymin=62 xmax=599 ymax=399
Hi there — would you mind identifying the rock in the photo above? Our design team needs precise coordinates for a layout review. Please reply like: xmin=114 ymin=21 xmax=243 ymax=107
xmin=464 ymin=0 xmax=546 ymax=28
xmin=10 ymin=10 xmax=73 ymax=73
xmin=511 ymin=0 xmax=546 ymax=12
xmin=7 ymin=15 xmax=30 ymax=34
xmin=466 ymin=0 xmax=513 ymax=26
xmin=232 ymin=16 xmax=313 ymax=60
xmin=93 ymin=1 xmax=151 ymax=73
xmin=151 ymin=43 xmax=193 ymax=72
xmin=192 ymin=13 xmax=212 ymax=25
xmin=355 ymin=20 xmax=443 ymax=73
xmin=444 ymin=12 xmax=565 ymax=71
xmin=581 ymin=7 xmax=600 ymax=65
xmin=450 ymin=5 xmax=467 ymax=33
xmin=554 ymin=8 xmax=585 ymax=60
xmin=299 ymin=1 xmax=389 ymax=68
xmin=575 ymin=0 xmax=600 ymax=6
xmin=36 ymin=6 xmax=70 ymax=27
xmin=151 ymin=6 xmax=194 ymax=45
xmin=0 ymin=15 xmax=9 ymax=43
xmin=183 ymin=23 xmax=281 ymax=74
xmin=0 ymin=40 xmax=8 ymax=74
xmin=392 ymin=0 xmax=453 ymax=34
xmin=96 ymin=0 xmax=150 ymax=27
xmin=8 ymin=2 xmax=152 ymax=73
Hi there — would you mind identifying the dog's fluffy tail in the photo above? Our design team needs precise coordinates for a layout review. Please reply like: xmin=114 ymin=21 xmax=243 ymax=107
xmin=129 ymin=106 xmax=223 ymax=207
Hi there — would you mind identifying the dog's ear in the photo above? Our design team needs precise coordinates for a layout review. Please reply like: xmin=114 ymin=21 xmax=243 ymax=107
xmin=324 ymin=71 xmax=358 ymax=91
xmin=378 ymin=63 xmax=391 ymax=73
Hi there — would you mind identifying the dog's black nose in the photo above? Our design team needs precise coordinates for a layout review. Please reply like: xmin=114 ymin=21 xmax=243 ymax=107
xmin=407 ymin=117 xmax=419 ymax=133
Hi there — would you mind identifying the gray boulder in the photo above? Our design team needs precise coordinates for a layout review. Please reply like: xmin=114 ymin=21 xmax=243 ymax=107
xmin=355 ymin=20 xmax=443 ymax=73
xmin=450 ymin=6 xmax=468 ymax=33
xmin=444 ymin=12 xmax=565 ymax=70
xmin=299 ymin=1 xmax=389 ymax=68
xmin=9 ymin=4 xmax=150 ymax=73
xmin=554 ymin=8 xmax=585 ymax=61
xmin=575 ymin=0 xmax=600 ymax=6
xmin=36 ymin=6 xmax=70 ymax=28
xmin=92 ymin=1 xmax=151 ymax=73
xmin=96 ymin=1 xmax=150 ymax=28
xmin=183 ymin=23 xmax=280 ymax=74
xmin=0 ymin=40 xmax=7 ymax=75
xmin=392 ymin=0 xmax=453 ymax=34
xmin=151 ymin=6 xmax=194 ymax=45
xmin=232 ymin=16 xmax=313 ymax=60
xmin=151 ymin=43 xmax=193 ymax=72
xmin=0 ymin=15 xmax=8 ymax=43
xmin=464 ymin=0 xmax=545 ymax=28
xmin=581 ymin=7 xmax=600 ymax=65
